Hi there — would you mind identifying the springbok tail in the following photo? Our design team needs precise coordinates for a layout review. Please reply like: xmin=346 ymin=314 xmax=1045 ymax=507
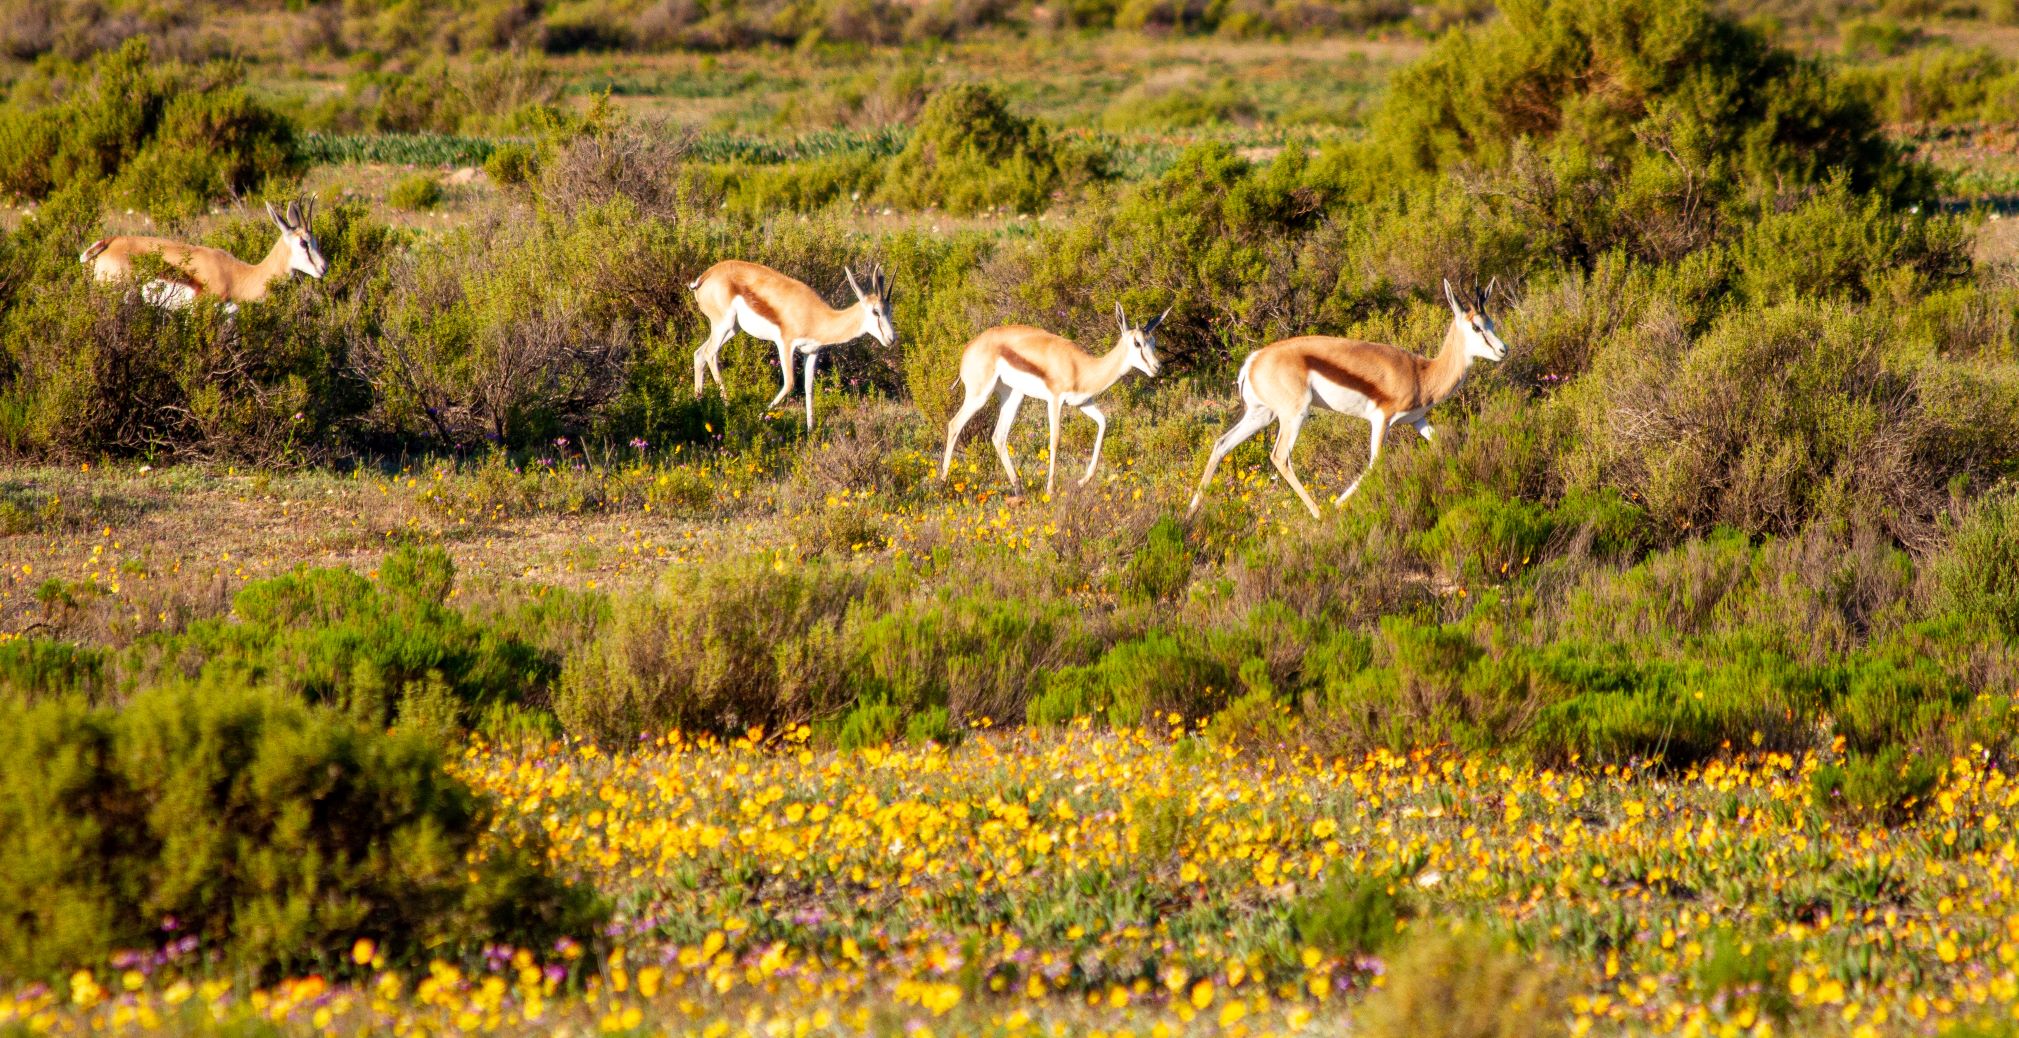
xmin=80 ymin=239 xmax=111 ymax=265
xmin=1235 ymin=351 xmax=1259 ymax=399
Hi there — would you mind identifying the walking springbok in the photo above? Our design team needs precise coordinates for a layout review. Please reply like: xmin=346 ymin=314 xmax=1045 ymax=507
xmin=81 ymin=200 xmax=327 ymax=311
xmin=940 ymin=304 xmax=1166 ymax=496
xmin=688 ymin=260 xmax=897 ymax=430
xmin=1188 ymin=279 xmax=1509 ymax=518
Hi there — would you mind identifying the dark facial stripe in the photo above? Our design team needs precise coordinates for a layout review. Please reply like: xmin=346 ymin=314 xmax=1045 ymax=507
xmin=1306 ymin=355 xmax=1396 ymax=412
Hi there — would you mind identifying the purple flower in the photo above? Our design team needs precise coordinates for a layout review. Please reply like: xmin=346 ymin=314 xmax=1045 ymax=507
xmin=629 ymin=438 xmax=649 ymax=450
xmin=555 ymin=437 xmax=569 ymax=448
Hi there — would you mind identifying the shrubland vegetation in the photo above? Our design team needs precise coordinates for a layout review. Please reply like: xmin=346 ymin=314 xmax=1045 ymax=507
xmin=3 ymin=0 xmax=2019 ymax=1028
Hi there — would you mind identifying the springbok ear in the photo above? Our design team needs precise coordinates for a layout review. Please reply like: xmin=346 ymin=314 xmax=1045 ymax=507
xmin=1442 ymin=278 xmax=1464 ymax=316
xmin=265 ymin=201 xmax=285 ymax=229
xmin=1143 ymin=306 xmax=1169 ymax=334
xmin=873 ymin=262 xmax=886 ymax=293
xmin=845 ymin=266 xmax=863 ymax=298
xmin=286 ymin=201 xmax=302 ymax=228
xmin=1114 ymin=302 xmax=1129 ymax=332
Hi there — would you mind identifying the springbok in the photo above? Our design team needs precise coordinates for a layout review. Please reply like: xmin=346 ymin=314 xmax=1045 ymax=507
xmin=1188 ymin=279 xmax=1509 ymax=518
xmin=940 ymin=304 xmax=1166 ymax=496
xmin=80 ymin=200 xmax=327 ymax=311
xmin=688 ymin=260 xmax=896 ymax=430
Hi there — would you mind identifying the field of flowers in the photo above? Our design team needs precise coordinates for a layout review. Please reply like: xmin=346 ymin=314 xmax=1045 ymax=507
xmin=7 ymin=727 xmax=2018 ymax=1037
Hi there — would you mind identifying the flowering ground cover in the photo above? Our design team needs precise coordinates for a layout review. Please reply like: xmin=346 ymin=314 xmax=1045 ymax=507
xmin=8 ymin=728 xmax=2017 ymax=1037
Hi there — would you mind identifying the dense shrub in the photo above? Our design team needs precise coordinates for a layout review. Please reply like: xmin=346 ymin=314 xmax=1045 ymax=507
xmin=1810 ymin=747 xmax=1943 ymax=823
xmin=1031 ymin=630 xmax=1233 ymax=727
xmin=1291 ymin=869 xmax=1413 ymax=957
xmin=848 ymin=591 xmax=1095 ymax=725
xmin=1840 ymin=44 xmax=2019 ymax=124
xmin=1929 ymin=489 xmax=2019 ymax=639
xmin=878 ymin=85 xmax=1107 ymax=216
xmin=0 ymin=681 xmax=602 ymax=978
xmin=1560 ymin=300 xmax=2001 ymax=541
xmin=354 ymin=205 xmax=646 ymax=447
xmin=388 ymin=173 xmax=445 ymax=211
xmin=0 ymin=39 xmax=299 ymax=219
xmin=117 ymin=546 xmax=554 ymax=736
xmin=1374 ymin=0 xmax=1915 ymax=198
xmin=0 ymin=638 xmax=109 ymax=702
xmin=1730 ymin=177 xmax=1969 ymax=306
xmin=1365 ymin=0 xmax=1924 ymax=268
xmin=556 ymin=555 xmax=873 ymax=742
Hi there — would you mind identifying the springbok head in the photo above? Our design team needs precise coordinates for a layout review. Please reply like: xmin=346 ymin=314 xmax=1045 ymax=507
xmin=1443 ymin=277 xmax=1508 ymax=363
xmin=1114 ymin=303 xmax=1168 ymax=378
xmin=845 ymin=264 xmax=897 ymax=347
xmin=266 ymin=200 xmax=327 ymax=279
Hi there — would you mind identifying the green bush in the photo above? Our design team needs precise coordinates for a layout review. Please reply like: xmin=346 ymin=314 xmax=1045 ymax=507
xmin=0 ymin=638 xmax=108 ymax=703
xmin=1560 ymin=300 xmax=1992 ymax=540
xmin=1314 ymin=615 xmax=1547 ymax=755
xmin=0 ymin=40 xmax=299 ymax=220
xmin=1362 ymin=0 xmax=1924 ymax=268
xmin=1117 ymin=515 xmax=1193 ymax=602
xmin=847 ymin=591 xmax=1095 ymax=725
xmin=555 ymin=554 xmax=870 ymax=742
xmin=1412 ymin=491 xmax=1557 ymax=588
xmin=878 ymin=84 xmax=1107 ymax=216
xmin=1291 ymin=869 xmax=1412 ymax=957
xmin=0 ymin=681 xmax=602 ymax=978
xmin=121 ymin=546 xmax=552 ymax=735
xmin=1930 ymin=489 xmax=2019 ymax=640
xmin=1840 ymin=45 xmax=2019 ymax=124
xmin=1730 ymin=177 xmax=1968 ymax=306
xmin=1372 ymin=0 xmax=1917 ymax=201
xmin=389 ymin=172 xmax=445 ymax=211
xmin=1032 ymin=630 xmax=1231 ymax=728
xmin=1810 ymin=747 xmax=1942 ymax=823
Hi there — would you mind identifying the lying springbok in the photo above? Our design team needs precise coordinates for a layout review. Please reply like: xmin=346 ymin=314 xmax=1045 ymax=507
xmin=80 ymin=200 xmax=327 ymax=310
xmin=689 ymin=260 xmax=897 ymax=430
xmin=940 ymin=304 xmax=1166 ymax=496
xmin=1188 ymin=279 xmax=1509 ymax=518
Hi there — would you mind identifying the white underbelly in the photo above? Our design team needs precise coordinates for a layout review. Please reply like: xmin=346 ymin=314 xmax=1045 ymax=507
xmin=1308 ymin=373 xmax=1383 ymax=421
xmin=729 ymin=297 xmax=784 ymax=346
xmin=996 ymin=365 xmax=1054 ymax=400
xmin=142 ymin=280 xmax=198 ymax=309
